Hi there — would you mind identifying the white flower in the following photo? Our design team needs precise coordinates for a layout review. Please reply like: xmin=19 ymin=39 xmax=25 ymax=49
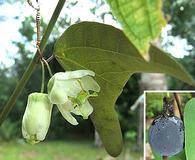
xmin=22 ymin=93 xmax=53 ymax=144
xmin=57 ymin=101 xmax=79 ymax=125
xmin=71 ymin=100 xmax=93 ymax=119
xmin=47 ymin=70 xmax=100 ymax=125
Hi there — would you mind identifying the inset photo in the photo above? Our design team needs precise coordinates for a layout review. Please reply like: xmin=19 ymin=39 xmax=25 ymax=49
xmin=145 ymin=91 xmax=195 ymax=160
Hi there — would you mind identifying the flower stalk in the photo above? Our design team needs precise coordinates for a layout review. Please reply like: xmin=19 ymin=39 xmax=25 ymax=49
xmin=42 ymin=58 xmax=53 ymax=77
xmin=40 ymin=60 xmax=45 ymax=93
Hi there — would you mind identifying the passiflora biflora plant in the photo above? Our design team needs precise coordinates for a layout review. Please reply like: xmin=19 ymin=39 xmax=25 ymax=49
xmin=0 ymin=0 xmax=195 ymax=158
xmin=22 ymin=70 xmax=100 ymax=143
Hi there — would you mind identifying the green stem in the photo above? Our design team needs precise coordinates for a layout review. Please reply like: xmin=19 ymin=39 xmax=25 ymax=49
xmin=41 ymin=61 xmax=45 ymax=93
xmin=0 ymin=0 xmax=66 ymax=125
xmin=42 ymin=59 xmax=53 ymax=77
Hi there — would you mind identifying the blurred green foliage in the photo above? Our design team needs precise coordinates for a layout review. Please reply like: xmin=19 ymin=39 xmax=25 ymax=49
xmin=146 ymin=92 xmax=193 ymax=119
xmin=153 ymin=150 xmax=186 ymax=160
xmin=0 ymin=140 xmax=142 ymax=160
xmin=0 ymin=119 xmax=20 ymax=141
xmin=0 ymin=140 xmax=107 ymax=160
xmin=163 ymin=0 xmax=195 ymax=90
xmin=146 ymin=93 xmax=166 ymax=118
xmin=124 ymin=130 xmax=137 ymax=142
xmin=164 ymin=0 xmax=195 ymax=49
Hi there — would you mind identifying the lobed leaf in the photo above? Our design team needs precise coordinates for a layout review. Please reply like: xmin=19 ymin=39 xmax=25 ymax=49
xmin=54 ymin=22 xmax=195 ymax=156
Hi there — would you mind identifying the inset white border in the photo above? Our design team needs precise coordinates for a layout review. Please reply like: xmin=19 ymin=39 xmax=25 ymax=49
xmin=143 ymin=90 xmax=195 ymax=160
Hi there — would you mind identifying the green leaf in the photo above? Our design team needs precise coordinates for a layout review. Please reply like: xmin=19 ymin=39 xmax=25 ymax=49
xmin=170 ymin=151 xmax=186 ymax=160
xmin=153 ymin=152 xmax=162 ymax=160
xmin=184 ymin=98 xmax=195 ymax=160
xmin=106 ymin=0 xmax=166 ymax=59
xmin=53 ymin=22 xmax=195 ymax=156
xmin=148 ymin=44 xmax=194 ymax=86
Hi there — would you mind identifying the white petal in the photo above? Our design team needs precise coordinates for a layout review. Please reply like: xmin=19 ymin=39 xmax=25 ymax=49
xmin=60 ymin=79 xmax=82 ymax=97
xmin=22 ymin=119 xmax=30 ymax=139
xmin=73 ymin=100 xmax=93 ymax=119
xmin=59 ymin=101 xmax=75 ymax=112
xmin=80 ymin=76 xmax=100 ymax=92
xmin=36 ymin=125 xmax=49 ymax=141
xmin=48 ymin=77 xmax=68 ymax=104
xmin=58 ymin=104 xmax=79 ymax=125
xmin=54 ymin=70 xmax=95 ymax=80
xmin=71 ymin=108 xmax=82 ymax=116
xmin=48 ymin=78 xmax=82 ymax=104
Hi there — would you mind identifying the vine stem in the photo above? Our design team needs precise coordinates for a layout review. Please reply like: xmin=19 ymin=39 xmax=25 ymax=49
xmin=173 ymin=93 xmax=183 ymax=121
xmin=0 ymin=0 xmax=66 ymax=125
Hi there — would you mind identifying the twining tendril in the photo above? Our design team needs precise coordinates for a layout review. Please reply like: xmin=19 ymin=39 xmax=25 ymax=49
xmin=27 ymin=0 xmax=41 ymax=55
xmin=27 ymin=0 xmax=54 ymax=75
xmin=36 ymin=4 xmax=41 ymax=48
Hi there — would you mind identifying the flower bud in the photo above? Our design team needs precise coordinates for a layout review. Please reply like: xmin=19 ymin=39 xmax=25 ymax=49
xmin=22 ymin=93 xmax=53 ymax=144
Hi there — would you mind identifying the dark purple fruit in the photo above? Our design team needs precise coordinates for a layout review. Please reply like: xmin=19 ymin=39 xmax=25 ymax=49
xmin=148 ymin=115 xmax=184 ymax=156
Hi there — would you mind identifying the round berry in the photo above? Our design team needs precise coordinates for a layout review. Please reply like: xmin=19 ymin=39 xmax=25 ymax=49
xmin=148 ymin=116 xmax=184 ymax=156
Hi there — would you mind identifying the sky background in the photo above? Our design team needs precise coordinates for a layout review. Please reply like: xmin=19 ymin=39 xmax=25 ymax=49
xmin=0 ymin=0 xmax=192 ymax=67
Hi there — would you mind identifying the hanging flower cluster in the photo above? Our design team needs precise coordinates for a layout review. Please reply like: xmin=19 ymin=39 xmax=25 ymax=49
xmin=22 ymin=70 xmax=100 ymax=144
